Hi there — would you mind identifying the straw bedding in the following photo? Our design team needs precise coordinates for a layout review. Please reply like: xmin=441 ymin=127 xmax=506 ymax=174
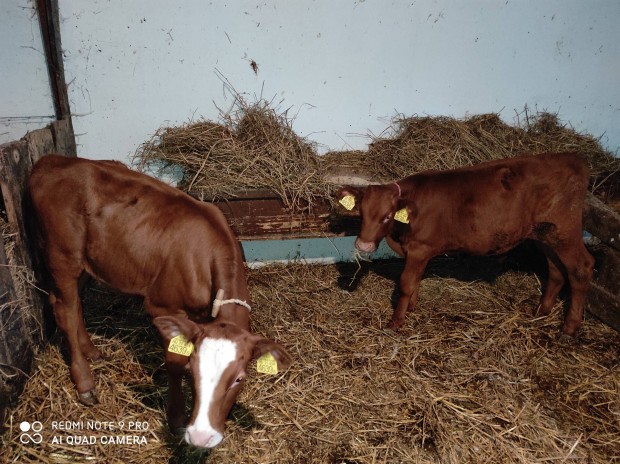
xmin=2 ymin=257 xmax=619 ymax=463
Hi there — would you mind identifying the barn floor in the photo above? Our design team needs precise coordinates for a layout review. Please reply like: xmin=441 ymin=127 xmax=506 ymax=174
xmin=2 ymin=251 xmax=619 ymax=464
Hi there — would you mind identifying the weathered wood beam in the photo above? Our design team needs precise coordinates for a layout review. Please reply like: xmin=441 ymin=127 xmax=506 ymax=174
xmin=36 ymin=0 xmax=71 ymax=121
xmin=583 ymin=192 xmax=620 ymax=251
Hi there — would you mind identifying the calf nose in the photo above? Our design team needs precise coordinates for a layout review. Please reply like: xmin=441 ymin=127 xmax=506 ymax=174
xmin=355 ymin=238 xmax=376 ymax=253
xmin=185 ymin=428 xmax=223 ymax=448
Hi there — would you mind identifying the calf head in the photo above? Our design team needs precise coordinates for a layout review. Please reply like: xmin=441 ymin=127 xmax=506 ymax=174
xmin=153 ymin=315 xmax=292 ymax=448
xmin=337 ymin=185 xmax=402 ymax=253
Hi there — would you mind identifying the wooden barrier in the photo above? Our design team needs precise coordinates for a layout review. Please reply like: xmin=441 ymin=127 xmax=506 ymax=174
xmin=583 ymin=193 xmax=620 ymax=332
xmin=0 ymin=120 xmax=75 ymax=425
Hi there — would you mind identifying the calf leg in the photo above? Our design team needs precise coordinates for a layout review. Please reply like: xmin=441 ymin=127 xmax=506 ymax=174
xmin=164 ymin=354 xmax=188 ymax=433
xmin=149 ymin=303 xmax=190 ymax=431
xmin=389 ymin=245 xmax=431 ymax=330
xmin=77 ymin=273 xmax=102 ymax=361
xmin=51 ymin=278 xmax=98 ymax=405
xmin=77 ymin=303 xmax=102 ymax=361
xmin=554 ymin=242 xmax=594 ymax=336
xmin=536 ymin=256 xmax=565 ymax=316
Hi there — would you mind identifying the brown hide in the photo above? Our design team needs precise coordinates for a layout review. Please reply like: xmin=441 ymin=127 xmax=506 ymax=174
xmin=29 ymin=154 xmax=291 ymax=448
xmin=30 ymin=155 xmax=250 ymax=325
xmin=339 ymin=152 xmax=594 ymax=335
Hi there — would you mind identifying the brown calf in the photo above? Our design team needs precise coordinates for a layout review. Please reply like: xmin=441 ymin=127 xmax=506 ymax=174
xmin=29 ymin=154 xmax=292 ymax=448
xmin=338 ymin=152 xmax=594 ymax=336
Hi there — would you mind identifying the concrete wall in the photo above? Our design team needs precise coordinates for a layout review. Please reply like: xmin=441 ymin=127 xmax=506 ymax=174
xmin=0 ymin=1 xmax=55 ymax=145
xmin=56 ymin=0 xmax=620 ymax=161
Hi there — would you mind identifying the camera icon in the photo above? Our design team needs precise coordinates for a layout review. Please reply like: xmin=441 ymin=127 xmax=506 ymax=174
xmin=19 ymin=421 xmax=43 ymax=444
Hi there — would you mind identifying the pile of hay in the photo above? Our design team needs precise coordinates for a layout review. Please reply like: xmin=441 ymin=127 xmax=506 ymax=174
xmin=135 ymin=105 xmax=618 ymax=211
xmin=322 ymin=111 xmax=620 ymax=186
xmin=134 ymin=97 xmax=327 ymax=212
xmin=3 ymin=258 xmax=619 ymax=463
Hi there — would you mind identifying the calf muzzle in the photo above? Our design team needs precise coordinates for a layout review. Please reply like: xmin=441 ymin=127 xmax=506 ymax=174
xmin=185 ymin=426 xmax=223 ymax=448
xmin=354 ymin=237 xmax=377 ymax=253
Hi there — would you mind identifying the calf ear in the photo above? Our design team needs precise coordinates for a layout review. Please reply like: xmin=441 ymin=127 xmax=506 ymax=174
xmin=336 ymin=186 xmax=364 ymax=211
xmin=153 ymin=315 xmax=201 ymax=342
xmin=252 ymin=338 xmax=293 ymax=371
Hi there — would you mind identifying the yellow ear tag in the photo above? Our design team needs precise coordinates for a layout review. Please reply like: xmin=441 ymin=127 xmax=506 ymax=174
xmin=168 ymin=334 xmax=194 ymax=357
xmin=339 ymin=194 xmax=355 ymax=211
xmin=394 ymin=208 xmax=409 ymax=224
xmin=256 ymin=352 xmax=279 ymax=375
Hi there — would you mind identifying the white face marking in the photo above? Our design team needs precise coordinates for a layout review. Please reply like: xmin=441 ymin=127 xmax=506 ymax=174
xmin=185 ymin=337 xmax=237 ymax=448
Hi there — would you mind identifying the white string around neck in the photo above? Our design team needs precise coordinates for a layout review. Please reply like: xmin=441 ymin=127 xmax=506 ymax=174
xmin=211 ymin=288 xmax=252 ymax=318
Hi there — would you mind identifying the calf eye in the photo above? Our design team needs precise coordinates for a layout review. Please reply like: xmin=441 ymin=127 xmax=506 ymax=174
xmin=230 ymin=374 xmax=245 ymax=389
xmin=382 ymin=214 xmax=392 ymax=224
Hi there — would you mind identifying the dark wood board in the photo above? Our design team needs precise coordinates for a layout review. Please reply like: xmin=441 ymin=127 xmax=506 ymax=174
xmin=206 ymin=190 xmax=359 ymax=240
xmin=584 ymin=193 xmax=620 ymax=251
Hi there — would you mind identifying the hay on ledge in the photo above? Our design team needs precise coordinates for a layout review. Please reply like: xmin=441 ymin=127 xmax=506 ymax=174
xmin=134 ymin=97 xmax=327 ymax=213
xmin=322 ymin=111 xmax=619 ymax=187
xmin=135 ymin=105 xmax=618 ymax=212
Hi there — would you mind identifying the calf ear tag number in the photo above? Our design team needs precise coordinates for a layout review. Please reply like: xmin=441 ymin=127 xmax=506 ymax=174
xmin=256 ymin=353 xmax=278 ymax=375
xmin=168 ymin=335 xmax=194 ymax=356
xmin=394 ymin=208 xmax=409 ymax=224
xmin=339 ymin=195 xmax=355 ymax=211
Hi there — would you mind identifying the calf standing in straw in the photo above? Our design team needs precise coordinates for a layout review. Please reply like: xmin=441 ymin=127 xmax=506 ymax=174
xmin=337 ymin=153 xmax=594 ymax=336
xmin=29 ymin=154 xmax=292 ymax=448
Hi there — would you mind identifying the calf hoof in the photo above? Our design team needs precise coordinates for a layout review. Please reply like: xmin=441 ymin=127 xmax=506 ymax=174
xmin=78 ymin=388 xmax=99 ymax=406
xmin=387 ymin=318 xmax=405 ymax=331
xmin=534 ymin=303 xmax=551 ymax=317
xmin=167 ymin=414 xmax=188 ymax=432
xmin=557 ymin=332 xmax=577 ymax=345
xmin=86 ymin=349 xmax=104 ymax=363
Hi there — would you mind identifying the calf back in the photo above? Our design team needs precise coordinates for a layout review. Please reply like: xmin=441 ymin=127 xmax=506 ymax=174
xmin=29 ymin=154 xmax=249 ymax=326
xmin=401 ymin=152 xmax=589 ymax=255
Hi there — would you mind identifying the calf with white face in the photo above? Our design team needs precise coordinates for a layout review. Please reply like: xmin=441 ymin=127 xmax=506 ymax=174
xmin=28 ymin=155 xmax=293 ymax=450
xmin=154 ymin=315 xmax=292 ymax=448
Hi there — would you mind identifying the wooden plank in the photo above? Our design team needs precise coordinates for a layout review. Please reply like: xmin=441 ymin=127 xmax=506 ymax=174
xmin=0 ymin=141 xmax=45 ymax=330
xmin=51 ymin=118 xmax=77 ymax=157
xmin=0 ymin=243 xmax=16 ymax=371
xmin=0 ymin=298 xmax=34 ymax=425
xmin=36 ymin=0 xmax=71 ymax=120
xmin=26 ymin=127 xmax=55 ymax=165
xmin=586 ymin=283 xmax=620 ymax=332
xmin=0 ymin=211 xmax=32 ymax=426
xmin=584 ymin=192 xmax=620 ymax=251
xmin=210 ymin=191 xmax=360 ymax=240
xmin=585 ymin=244 xmax=620 ymax=332
xmin=216 ymin=197 xmax=327 ymax=239
xmin=0 ymin=141 xmax=30 ymax=256
xmin=589 ymin=245 xmax=620 ymax=295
